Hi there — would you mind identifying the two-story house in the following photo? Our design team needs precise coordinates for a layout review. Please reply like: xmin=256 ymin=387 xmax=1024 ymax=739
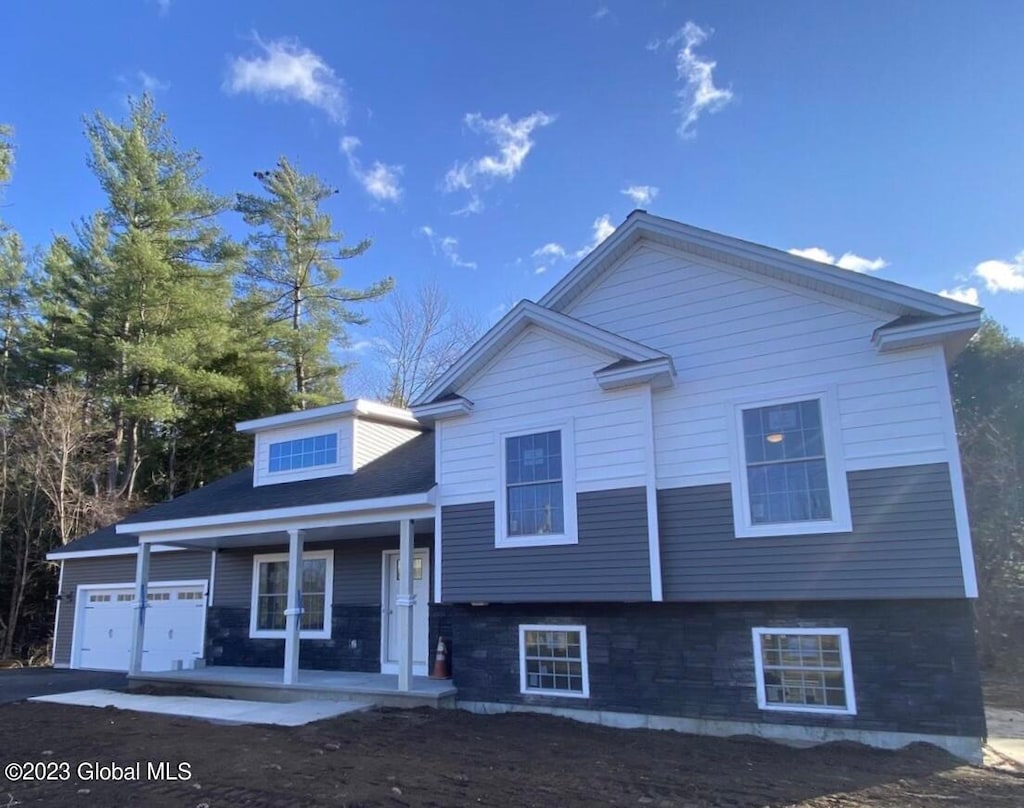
xmin=48 ymin=211 xmax=987 ymax=760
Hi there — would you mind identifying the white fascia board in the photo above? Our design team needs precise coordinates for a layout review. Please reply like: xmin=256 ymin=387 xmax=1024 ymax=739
xmin=595 ymin=357 xmax=677 ymax=391
xmin=540 ymin=211 xmax=979 ymax=319
xmin=236 ymin=399 xmax=419 ymax=434
xmin=872 ymin=311 xmax=982 ymax=354
xmin=45 ymin=544 xmax=186 ymax=561
xmin=410 ymin=397 xmax=474 ymax=423
xmin=135 ymin=504 xmax=438 ymax=544
xmin=118 ymin=489 xmax=437 ymax=536
xmin=415 ymin=299 xmax=667 ymax=405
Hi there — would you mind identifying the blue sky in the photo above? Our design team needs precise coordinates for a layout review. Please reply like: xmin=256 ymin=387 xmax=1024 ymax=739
xmin=4 ymin=1 xmax=1023 ymax=354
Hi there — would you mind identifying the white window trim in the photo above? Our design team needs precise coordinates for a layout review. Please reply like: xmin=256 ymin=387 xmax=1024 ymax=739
xmin=249 ymin=549 xmax=334 ymax=640
xmin=752 ymin=626 xmax=857 ymax=716
xmin=495 ymin=420 xmax=578 ymax=548
xmin=728 ymin=389 xmax=852 ymax=538
xmin=518 ymin=623 xmax=590 ymax=699
xmin=267 ymin=432 xmax=340 ymax=476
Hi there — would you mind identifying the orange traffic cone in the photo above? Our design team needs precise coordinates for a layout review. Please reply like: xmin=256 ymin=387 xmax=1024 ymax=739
xmin=430 ymin=636 xmax=451 ymax=679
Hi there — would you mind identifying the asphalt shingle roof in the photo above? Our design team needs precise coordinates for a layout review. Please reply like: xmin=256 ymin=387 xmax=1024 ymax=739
xmin=53 ymin=432 xmax=435 ymax=556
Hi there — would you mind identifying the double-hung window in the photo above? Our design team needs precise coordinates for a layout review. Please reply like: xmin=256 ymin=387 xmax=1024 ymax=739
xmin=519 ymin=624 xmax=590 ymax=698
xmin=752 ymin=627 xmax=856 ymax=714
xmin=496 ymin=425 xmax=577 ymax=547
xmin=249 ymin=550 xmax=334 ymax=639
xmin=731 ymin=393 xmax=851 ymax=537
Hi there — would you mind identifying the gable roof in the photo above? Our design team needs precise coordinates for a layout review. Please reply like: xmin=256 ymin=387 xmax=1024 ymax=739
xmin=414 ymin=299 xmax=672 ymax=405
xmin=539 ymin=210 xmax=981 ymax=320
xmin=50 ymin=433 xmax=435 ymax=557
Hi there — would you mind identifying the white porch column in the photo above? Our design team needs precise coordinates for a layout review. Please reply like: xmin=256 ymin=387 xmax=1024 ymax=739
xmin=396 ymin=518 xmax=415 ymax=692
xmin=128 ymin=540 xmax=151 ymax=676
xmin=283 ymin=529 xmax=305 ymax=685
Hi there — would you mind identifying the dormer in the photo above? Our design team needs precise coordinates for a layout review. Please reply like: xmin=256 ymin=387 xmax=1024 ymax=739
xmin=236 ymin=399 xmax=425 ymax=487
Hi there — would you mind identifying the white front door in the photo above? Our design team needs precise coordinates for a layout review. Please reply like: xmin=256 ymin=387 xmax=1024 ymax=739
xmin=381 ymin=549 xmax=430 ymax=675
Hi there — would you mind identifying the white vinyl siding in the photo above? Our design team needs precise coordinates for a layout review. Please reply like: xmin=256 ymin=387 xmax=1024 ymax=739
xmin=563 ymin=244 xmax=951 ymax=490
xmin=352 ymin=419 xmax=421 ymax=470
xmin=438 ymin=327 xmax=648 ymax=506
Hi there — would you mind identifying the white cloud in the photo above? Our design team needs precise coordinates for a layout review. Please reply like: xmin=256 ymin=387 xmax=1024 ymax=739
xmin=593 ymin=5 xmax=610 ymax=20
xmin=788 ymin=246 xmax=888 ymax=274
xmin=339 ymin=137 xmax=403 ymax=203
xmin=670 ymin=22 xmax=733 ymax=138
xmin=621 ymin=185 xmax=659 ymax=206
xmin=574 ymin=215 xmax=616 ymax=259
xmin=419 ymin=226 xmax=477 ymax=269
xmin=152 ymin=0 xmax=171 ymax=16
xmin=224 ymin=35 xmax=348 ymax=123
xmin=939 ymin=286 xmax=980 ymax=306
xmin=138 ymin=70 xmax=170 ymax=94
xmin=452 ymin=196 xmax=484 ymax=216
xmin=532 ymin=243 xmax=567 ymax=260
xmin=534 ymin=265 xmax=549 ymax=275
xmin=443 ymin=111 xmax=555 ymax=205
xmin=973 ymin=251 xmax=1024 ymax=293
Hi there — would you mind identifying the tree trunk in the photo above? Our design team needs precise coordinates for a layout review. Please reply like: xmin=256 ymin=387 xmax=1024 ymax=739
xmin=292 ymin=283 xmax=306 ymax=409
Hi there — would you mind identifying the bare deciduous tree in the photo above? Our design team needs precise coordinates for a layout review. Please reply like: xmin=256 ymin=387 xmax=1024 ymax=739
xmin=365 ymin=281 xmax=481 ymax=408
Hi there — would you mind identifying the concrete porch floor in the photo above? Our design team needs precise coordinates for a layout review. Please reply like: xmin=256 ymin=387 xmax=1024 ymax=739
xmin=128 ymin=666 xmax=457 ymax=709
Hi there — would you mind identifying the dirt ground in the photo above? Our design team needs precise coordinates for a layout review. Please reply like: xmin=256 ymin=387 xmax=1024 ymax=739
xmin=1 ymin=702 xmax=1020 ymax=808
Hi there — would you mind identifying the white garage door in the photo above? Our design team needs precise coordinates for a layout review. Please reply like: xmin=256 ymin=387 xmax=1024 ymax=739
xmin=76 ymin=584 xmax=207 ymax=672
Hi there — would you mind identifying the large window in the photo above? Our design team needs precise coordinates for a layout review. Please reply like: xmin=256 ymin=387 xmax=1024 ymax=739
xmin=731 ymin=393 xmax=851 ymax=537
xmin=752 ymin=627 xmax=856 ymax=715
xmin=506 ymin=430 xmax=564 ymax=537
xmin=268 ymin=433 xmax=338 ymax=474
xmin=249 ymin=550 xmax=333 ymax=639
xmin=519 ymin=625 xmax=589 ymax=698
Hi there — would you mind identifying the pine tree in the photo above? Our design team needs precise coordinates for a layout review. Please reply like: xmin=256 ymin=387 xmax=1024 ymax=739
xmin=235 ymin=157 xmax=393 ymax=409
xmin=49 ymin=94 xmax=243 ymax=498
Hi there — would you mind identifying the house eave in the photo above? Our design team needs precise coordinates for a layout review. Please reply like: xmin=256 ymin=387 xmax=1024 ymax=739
xmin=415 ymin=300 xmax=668 ymax=405
xmin=872 ymin=311 xmax=982 ymax=360
xmin=594 ymin=357 xmax=677 ymax=391
xmin=539 ymin=211 xmax=980 ymax=320
xmin=410 ymin=397 xmax=475 ymax=423
xmin=116 ymin=489 xmax=437 ymax=537
xmin=236 ymin=399 xmax=421 ymax=434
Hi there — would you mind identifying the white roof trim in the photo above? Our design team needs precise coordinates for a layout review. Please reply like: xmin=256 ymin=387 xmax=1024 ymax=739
xmin=415 ymin=300 xmax=668 ymax=405
xmin=116 ymin=489 xmax=436 ymax=536
xmin=594 ymin=357 xmax=677 ymax=391
xmin=46 ymin=544 xmax=185 ymax=561
xmin=236 ymin=399 xmax=421 ymax=434
xmin=410 ymin=396 xmax=474 ymax=422
xmin=872 ymin=311 xmax=982 ymax=353
xmin=539 ymin=211 xmax=981 ymax=320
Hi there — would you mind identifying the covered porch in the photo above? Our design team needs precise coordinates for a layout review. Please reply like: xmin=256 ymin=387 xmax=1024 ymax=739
xmin=118 ymin=491 xmax=438 ymax=694
xmin=128 ymin=665 xmax=456 ymax=708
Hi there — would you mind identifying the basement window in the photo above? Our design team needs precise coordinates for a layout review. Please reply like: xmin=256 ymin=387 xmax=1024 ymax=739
xmin=519 ymin=624 xmax=590 ymax=698
xmin=752 ymin=627 xmax=856 ymax=715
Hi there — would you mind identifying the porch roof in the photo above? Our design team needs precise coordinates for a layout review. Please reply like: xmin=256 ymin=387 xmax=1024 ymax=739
xmin=51 ymin=432 xmax=435 ymax=557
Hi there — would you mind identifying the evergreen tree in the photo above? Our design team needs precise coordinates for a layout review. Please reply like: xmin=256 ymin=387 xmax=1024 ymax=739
xmin=50 ymin=94 xmax=243 ymax=498
xmin=235 ymin=157 xmax=393 ymax=409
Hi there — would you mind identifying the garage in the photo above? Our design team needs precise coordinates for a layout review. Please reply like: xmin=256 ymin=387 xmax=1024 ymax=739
xmin=73 ymin=582 xmax=207 ymax=672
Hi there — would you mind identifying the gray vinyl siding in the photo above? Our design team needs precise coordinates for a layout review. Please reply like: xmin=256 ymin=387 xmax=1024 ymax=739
xmin=441 ymin=487 xmax=652 ymax=603
xmin=659 ymin=463 xmax=965 ymax=601
xmin=212 ymin=536 xmax=433 ymax=610
xmin=54 ymin=550 xmax=211 ymax=666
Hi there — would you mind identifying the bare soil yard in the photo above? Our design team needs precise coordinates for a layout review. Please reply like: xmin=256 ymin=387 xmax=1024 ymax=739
xmin=1 ymin=701 xmax=1020 ymax=807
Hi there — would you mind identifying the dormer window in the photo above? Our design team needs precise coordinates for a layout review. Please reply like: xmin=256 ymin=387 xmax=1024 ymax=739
xmin=268 ymin=433 xmax=338 ymax=474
